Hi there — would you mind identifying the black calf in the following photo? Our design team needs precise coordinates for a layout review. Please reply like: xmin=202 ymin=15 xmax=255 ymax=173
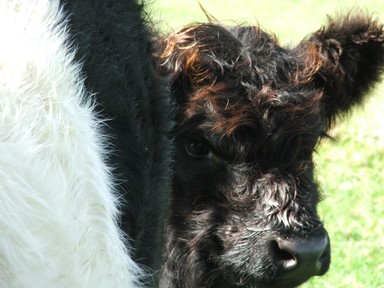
xmin=155 ymin=13 xmax=384 ymax=287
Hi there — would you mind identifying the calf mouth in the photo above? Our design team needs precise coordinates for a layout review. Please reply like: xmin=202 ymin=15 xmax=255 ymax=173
xmin=215 ymin=278 xmax=309 ymax=288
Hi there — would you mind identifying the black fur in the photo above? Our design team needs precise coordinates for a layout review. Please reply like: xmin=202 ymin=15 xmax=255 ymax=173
xmin=155 ymin=12 xmax=384 ymax=288
xmin=60 ymin=0 xmax=173 ymax=284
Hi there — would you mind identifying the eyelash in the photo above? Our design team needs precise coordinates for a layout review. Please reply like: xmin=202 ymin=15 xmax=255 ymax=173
xmin=185 ymin=139 xmax=211 ymax=158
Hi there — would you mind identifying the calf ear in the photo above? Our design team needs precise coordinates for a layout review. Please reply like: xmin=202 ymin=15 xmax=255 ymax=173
xmin=153 ymin=24 xmax=237 ymax=103
xmin=293 ymin=12 xmax=384 ymax=130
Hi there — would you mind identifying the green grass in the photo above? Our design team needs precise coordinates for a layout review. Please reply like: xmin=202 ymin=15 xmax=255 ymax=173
xmin=148 ymin=1 xmax=384 ymax=287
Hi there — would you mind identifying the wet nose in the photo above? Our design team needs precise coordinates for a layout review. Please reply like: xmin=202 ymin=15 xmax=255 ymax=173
xmin=271 ymin=233 xmax=330 ymax=279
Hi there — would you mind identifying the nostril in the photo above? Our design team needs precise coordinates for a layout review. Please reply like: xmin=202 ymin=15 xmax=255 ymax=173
xmin=270 ymin=240 xmax=297 ymax=270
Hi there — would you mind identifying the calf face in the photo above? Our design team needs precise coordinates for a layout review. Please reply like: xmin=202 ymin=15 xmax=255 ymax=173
xmin=156 ymin=13 xmax=384 ymax=287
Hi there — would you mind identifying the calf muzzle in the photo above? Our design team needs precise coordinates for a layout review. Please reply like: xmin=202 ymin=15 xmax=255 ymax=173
xmin=270 ymin=231 xmax=330 ymax=280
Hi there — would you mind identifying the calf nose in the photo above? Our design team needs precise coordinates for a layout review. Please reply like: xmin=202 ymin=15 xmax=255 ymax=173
xmin=271 ymin=233 xmax=329 ymax=279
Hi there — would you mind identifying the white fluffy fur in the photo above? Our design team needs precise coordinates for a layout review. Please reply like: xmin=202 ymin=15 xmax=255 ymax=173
xmin=0 ymin=0 xmax=142 ymax=287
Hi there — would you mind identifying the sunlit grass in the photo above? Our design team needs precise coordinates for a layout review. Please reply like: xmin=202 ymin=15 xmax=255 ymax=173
xmin=149 ymin=1 xmax=384 ymax=286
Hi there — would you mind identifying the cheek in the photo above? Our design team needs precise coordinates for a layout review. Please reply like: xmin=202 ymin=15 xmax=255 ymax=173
xmin=296 ymin=171 xmax=321 ymax=209
xmin=174 ymin=151 xmax=212 ymax=183
xmin=174 ymin=145 xmax=230 ymax=203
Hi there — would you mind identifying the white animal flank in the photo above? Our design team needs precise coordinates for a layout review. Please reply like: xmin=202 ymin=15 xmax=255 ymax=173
xmin=0 ymin=1 xmax=142 ymax=287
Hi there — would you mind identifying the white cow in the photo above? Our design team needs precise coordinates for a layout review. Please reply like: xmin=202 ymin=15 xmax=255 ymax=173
xmin=0 ymin=0 xmax=143 ymax=286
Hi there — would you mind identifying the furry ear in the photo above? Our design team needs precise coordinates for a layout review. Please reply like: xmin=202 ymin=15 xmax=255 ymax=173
xmin=154 ymin=24 xmax=243 ymax=103
xmin=293 ymin=12 xmax=384 ymax=130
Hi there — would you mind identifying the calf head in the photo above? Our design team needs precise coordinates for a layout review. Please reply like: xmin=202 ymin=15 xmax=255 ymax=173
xmin=156 ymin=13 xmax=384 ymax=287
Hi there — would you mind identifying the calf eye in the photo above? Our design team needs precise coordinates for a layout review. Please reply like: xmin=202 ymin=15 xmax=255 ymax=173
xmin=186 ymin=140 xmax=210 ymax=158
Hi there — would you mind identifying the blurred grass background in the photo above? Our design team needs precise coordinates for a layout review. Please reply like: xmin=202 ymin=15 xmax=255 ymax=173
xmin=147 ymin=1 xmax=384 ymax=287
